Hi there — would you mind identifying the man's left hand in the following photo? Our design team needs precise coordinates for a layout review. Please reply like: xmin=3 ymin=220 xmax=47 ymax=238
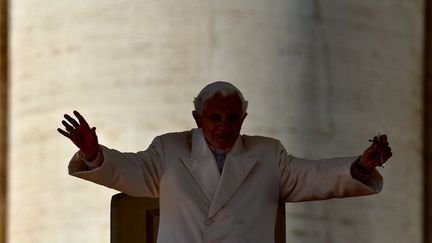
xmin=358 ymin=134 xmax=392 ymax=172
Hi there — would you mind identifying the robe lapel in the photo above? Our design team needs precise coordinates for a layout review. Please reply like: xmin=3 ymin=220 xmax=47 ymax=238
xmin=208 ymin=137 xmax=257 ymax=218
xmin=180 ymin=129 xmax=220 ymax=202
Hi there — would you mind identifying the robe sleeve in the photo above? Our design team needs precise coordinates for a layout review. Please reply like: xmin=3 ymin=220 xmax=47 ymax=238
xmin=277 ymin=141 xmax=383 ymax=202
xmin=68 ymin=136 xmax=163 ymax=198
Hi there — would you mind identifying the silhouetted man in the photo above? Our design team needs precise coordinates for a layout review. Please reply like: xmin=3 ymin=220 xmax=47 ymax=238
xmin=58 ymin=81 xmax=392 ymax=243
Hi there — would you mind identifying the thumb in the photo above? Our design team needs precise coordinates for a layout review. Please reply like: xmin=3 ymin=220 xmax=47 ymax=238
xmin=90 ymin=127 xmax=98 ymax=138
xmin=366 ymin=143 xmax=378 ymax=152
xmin=365 ymin=143 xmax=379 ymax=157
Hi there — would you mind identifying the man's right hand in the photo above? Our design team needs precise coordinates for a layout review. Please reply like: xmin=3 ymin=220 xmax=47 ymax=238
xmin=58 ymin=110 xmax=99 ymax=161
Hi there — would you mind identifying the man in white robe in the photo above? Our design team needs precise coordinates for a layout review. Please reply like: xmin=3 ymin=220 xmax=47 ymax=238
xmin=58 ymin=81 xmax=392 ymax=243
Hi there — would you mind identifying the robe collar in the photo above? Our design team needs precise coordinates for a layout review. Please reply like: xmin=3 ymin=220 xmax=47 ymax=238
xmin=181 ymin=128 xmax=257 ymax=217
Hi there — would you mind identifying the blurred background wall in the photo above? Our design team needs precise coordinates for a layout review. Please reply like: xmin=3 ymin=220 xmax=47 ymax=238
xmin=2 ymin=0 xmax=425 ymax=242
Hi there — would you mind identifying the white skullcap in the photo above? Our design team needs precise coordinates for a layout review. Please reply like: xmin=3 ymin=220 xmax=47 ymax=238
xmin=193 ymin=81 xmax=248 ymax=114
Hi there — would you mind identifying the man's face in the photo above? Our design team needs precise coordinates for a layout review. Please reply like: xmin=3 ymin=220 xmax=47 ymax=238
xmin=193 ymin=94 xmax=247 ymax=150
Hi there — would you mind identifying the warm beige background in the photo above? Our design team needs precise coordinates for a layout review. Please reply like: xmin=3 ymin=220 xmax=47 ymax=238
xmin=8 ymin=0 xmax=423 ymax=242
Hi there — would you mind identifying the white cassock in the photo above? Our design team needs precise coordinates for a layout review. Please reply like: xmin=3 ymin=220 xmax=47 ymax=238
xmin=69 ymin=128 xmax=382 ymax=243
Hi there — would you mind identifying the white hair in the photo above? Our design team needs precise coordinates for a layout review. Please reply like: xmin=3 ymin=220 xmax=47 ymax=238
xmin=193 ymin=81 xmax=248 ymax=114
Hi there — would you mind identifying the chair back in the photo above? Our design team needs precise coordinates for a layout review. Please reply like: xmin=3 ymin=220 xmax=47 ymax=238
xmin=110 ymin=193 xmax=286 ymax=243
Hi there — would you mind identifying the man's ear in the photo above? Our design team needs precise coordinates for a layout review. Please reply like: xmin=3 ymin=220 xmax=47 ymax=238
xmin=241 ymin=112 xmax=248 ymax=123
xmin=192 ymin=111 xmax=202 ymax=128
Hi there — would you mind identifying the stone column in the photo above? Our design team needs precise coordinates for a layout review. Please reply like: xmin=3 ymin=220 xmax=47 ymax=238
xmin=208 ymin=1 xmax=424 ymax=242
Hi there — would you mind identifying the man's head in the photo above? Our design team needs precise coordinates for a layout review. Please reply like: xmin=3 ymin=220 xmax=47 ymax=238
xmin=193 ymin=81 xmax=248 ymax=150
